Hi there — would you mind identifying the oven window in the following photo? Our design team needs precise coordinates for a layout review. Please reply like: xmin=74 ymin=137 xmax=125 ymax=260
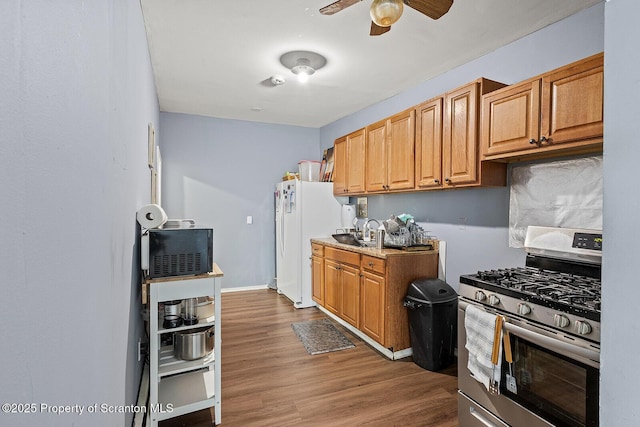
xmin=502 ymin=336 xmax=599 ymax=427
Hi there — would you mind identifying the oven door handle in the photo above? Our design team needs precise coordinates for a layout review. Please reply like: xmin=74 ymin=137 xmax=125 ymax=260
xmin=504 ymin=321 xmax=600 ymax=368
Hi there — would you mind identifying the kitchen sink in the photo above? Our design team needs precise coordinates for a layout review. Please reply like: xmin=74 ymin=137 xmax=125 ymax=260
xmin=332 ymin=233 xmax=377 ymax=247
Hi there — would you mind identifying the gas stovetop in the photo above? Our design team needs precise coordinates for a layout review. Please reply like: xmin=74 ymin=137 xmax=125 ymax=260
xmin=459 ymin=226 xmax=603 ymax=342
xmin=461 ymin=266 xmax=601 ymax=320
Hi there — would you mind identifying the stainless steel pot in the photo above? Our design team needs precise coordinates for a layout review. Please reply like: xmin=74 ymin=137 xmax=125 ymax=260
xmin=174 ymin=326 xmax=214 ymax=360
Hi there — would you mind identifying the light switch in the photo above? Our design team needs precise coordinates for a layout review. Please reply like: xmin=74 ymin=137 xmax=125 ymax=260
xmin=246 ymin=216 xmax=253 ymax=225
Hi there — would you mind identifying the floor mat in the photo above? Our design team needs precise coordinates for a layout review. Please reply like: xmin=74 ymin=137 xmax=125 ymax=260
xmin=291 ymin=318 xmax=355 ymax=355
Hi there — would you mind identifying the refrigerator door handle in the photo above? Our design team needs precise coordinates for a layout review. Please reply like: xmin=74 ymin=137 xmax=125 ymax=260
xmin=279 ymin=193 xmax=286 ymax=257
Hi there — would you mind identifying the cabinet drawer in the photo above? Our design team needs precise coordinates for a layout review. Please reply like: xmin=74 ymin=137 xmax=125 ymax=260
xmin=325 ymin=247 xmax=360 ymax=266
xmin=361 ymin=255 xmax=386 ymax=275
xmin=311 ymin=243 xmax=324 ymax=257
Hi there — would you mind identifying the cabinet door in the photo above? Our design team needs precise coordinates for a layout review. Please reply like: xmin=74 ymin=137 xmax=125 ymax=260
xmin=482 ymin=79 xmax=541 ymax=156
xmin=415 ymin=98 xmax=443 ymax=189
xmin=361 ymin=271 xmax=385 ymax=344
xmin=541 ymin=53 xmax=604 ymax=145
xmin=340 ymin=264 xmax=360 ymax=328
xmin=311 ymin=255 xmax=324 ymax=305
xmin=365 ymin=119 xmax=387 ymax=192
xmin=333 ymin=137 xmax=347 ymax=195
xmin=346 ymin=129 xmax=366 ymax=194
xmin=324 ymin=259 xmax=341 ymax=316
xmin=443 ymin=82 xmax=479 ymax=186
xmin=387 ymin=109 xmax=415 ymax=191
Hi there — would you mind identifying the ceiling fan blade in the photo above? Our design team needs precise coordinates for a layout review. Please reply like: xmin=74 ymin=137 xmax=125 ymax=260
xmin=370 ymin=21 xmax=391 ymax=36
xmin=404 ymin=0 xmax=454 ymax=20
xmin=319 ymin=0 xmax=363 ymax=15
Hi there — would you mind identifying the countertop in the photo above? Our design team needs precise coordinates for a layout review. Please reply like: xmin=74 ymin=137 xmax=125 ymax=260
xmin=311 ymin=237 xmax=439 ymax=259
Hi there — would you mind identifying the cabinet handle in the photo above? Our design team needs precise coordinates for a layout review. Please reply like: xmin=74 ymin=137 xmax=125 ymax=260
xmin=539 ymin=136 xmax=548 ymax=144
xmin=368 ymin=262 xmax=374 ymax=267
xmin=529 ymin=138 xmax=538 ymax=145
xmin=445 ymin=178 xmax=451 ymax=183
xmin=434 ymin=179 xmax=440 ymax=184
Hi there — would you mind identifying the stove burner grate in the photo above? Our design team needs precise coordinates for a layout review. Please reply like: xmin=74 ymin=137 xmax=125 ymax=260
xmin=473 ymin=267 xmax=601 ymax=314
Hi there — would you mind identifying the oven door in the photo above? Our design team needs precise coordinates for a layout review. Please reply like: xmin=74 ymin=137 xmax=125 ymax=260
xmin=458 ymin=299 xmax=600 ymax=427
xmin=502 ymin=320 xmax=600 ymax=427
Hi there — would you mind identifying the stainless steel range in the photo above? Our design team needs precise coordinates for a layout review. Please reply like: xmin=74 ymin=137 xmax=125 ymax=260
xmin=458 ymin=226 xmax=601 ymax=427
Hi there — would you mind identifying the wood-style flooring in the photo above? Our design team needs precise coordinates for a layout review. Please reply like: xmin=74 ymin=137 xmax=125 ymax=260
xmin=159 ymin=289 xmax=458 ymax=427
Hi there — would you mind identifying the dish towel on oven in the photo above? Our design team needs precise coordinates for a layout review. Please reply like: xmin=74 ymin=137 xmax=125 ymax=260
xmin=465 ymin=304 xmax=502 ymax=392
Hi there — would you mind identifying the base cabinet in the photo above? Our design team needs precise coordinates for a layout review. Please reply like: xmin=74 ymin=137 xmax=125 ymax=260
xmin=311 ymin=243 xmax=325 ymax=305
xmin=312 ymin=240 xmax=438 ymax=351
xmin=360 ymin=270 xmax=385 ymax=344
xmin=323 ymin=247 xmax=361 ymax=328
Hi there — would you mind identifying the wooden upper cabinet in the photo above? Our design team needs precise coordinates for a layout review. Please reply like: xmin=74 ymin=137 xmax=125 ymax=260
xmin=347 ymin=129 xmax=366 ymax=193
xmin=541 ymin=53 xmax=603 ymax=145
xmin=415 ymin=97 xmax=443 ymax=189
xmin=482 ymin=52 xmax=604 ymax=161
xmin=333 ymin=128 xmax=366 ymax=195
xmin=443 ymin=78 xmax=506 ymax=187
xmin=365 ymin=108 xmax=415 ymax=193
xmin=387 ymin=109 xmax=415 ymax=190
xmin=482 ymin=79 xmax=541 ymax=156
xmin=333 ymin=136 xmax=347 ymax=194
xmin=365 ymin=119 xmax=387 ymax=192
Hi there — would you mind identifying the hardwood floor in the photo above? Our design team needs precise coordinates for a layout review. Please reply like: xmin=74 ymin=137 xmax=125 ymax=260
xmin=159 ymin=289 xmax=458 ymax=426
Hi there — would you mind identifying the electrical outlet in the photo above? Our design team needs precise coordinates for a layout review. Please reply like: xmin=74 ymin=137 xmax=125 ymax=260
xmin=458 ymin=217 xmax=467 ymax=230
xmin=357 ymin=197 xmax=368 ymax=218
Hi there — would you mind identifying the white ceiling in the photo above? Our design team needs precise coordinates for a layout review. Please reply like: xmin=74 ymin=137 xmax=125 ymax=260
xmin=141 ymin=0 xmax=600 ymax=128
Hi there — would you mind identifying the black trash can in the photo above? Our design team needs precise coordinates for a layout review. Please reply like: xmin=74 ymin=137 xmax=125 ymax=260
xmin=403 ymin=278 xmax=458 ymax=371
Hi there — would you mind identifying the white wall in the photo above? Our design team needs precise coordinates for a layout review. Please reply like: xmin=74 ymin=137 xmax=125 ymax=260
xmin=601 ymin=0 xmax=640 ymax=425
xmin=159 ymin=113 xmax=321 ymax=287
xmin=0 ymin=1 xmax=158 ymax=425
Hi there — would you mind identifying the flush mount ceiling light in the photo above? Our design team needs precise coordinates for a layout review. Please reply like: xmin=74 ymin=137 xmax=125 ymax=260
xmin=280 ymin=50 xmax=327 ymax=83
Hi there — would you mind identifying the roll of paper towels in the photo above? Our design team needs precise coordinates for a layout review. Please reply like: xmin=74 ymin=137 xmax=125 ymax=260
xmin=341 ymin=204 xmax=356 ymax=229
xmin=137 ymin=204 xmax=168 ymax=229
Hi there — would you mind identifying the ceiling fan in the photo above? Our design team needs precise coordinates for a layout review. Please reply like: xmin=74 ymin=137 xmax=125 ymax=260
xmin=319 ymin=0 xmax=454 ymax=36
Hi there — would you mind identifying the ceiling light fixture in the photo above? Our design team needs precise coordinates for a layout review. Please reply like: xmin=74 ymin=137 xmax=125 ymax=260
xmin=280 ymin=50 xmax=327 ymax=83
xmin=370 ymin=0 xmax=404 ymax=27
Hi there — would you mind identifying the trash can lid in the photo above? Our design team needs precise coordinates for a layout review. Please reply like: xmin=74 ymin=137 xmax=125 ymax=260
xmin=406 ymin=278 xmax=458 ymax=304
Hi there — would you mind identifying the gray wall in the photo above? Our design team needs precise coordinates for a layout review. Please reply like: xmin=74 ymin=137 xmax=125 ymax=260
xmin=601 ymin=0 xmax=640 ymax=424
xmin=159 ymin=5 xmax=605 ymax=291
xmin=320 ymin=4 xmax=604 ymax=288
xmin=0 ymin=1 xmax=158 ymax=425
xmin=159 ymin=113 xmax=320 ymax=287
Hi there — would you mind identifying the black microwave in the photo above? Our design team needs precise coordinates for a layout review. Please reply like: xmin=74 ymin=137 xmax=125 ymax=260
xmin=141 ymin=228 xmax=213 ymax=279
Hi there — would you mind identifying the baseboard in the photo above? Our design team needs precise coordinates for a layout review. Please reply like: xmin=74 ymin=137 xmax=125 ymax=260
xmin=221 ymin=284 xmax=270 ymax=293
xmin=316 ymin=305 xmax=412 ymax=361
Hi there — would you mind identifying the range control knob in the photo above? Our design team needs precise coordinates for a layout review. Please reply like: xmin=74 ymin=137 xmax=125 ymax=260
xmin=517 ymin=303 xmax=532 ymax=316
xmin=475 ymin=291 xmax=486 ymax=302
xmin=575 ymin=320 xmax=592 ymax=335
xmin=488 ymin=295 xmax=501 ymax=306
xmin=554 ymin=314 xmax=571 ymax=328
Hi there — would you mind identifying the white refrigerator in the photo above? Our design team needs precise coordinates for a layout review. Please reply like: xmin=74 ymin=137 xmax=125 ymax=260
xmin=275 ymin=179 xmax=345 ymax=308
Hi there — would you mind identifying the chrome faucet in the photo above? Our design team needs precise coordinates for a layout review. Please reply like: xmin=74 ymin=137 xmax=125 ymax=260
xmin=363 ymin=218 xmax=381 ymax=241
